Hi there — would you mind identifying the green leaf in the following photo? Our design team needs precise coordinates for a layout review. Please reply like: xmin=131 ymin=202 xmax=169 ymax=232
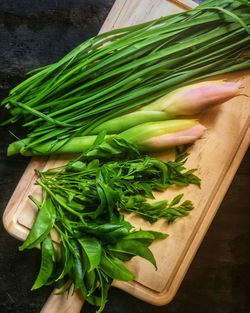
xmin=124 ymin=230 xmax=155 ymax=244
xmin=148 ymin=231 xmax=169 ymax=240
xmin=84 ymin=269 xmax=97 ymax=296
xmin=70 ymin=241 xmax=87 ymax=295
xmin=19 ymin=194 xmax=56 ymax=250
xmin=100 ymin=253 xmax=135 ymax=281
xmin=77 ymin=223 xmax=131 ymax=244
xmin=108 ymin=239 xmax=157 ymax=269
xmin=169 ymin=194 xmax=183 ymax=206
xmin=55 ymin=241 xmax=74 ymax=282
xmin=78 ymin=237 xmax=102 ymax=271
xmin=31 ymin=234 xmax=55 ymax=290
xmin=107 ymin=250 xmax=133 ymax=261
xmin=94 ymin=269 xmax=112 ymax=313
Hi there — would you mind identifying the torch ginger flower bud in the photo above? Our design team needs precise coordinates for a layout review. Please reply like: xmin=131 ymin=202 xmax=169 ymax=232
xmin=11 ymin=120 xmax=205 ymax=156
xmin=80 ymin=81 xmax=241 ymax=135
xmin=140 ymin=80 xmax=241 ymax=116
xmin=119 ymin=119 xmax=206 ymax=152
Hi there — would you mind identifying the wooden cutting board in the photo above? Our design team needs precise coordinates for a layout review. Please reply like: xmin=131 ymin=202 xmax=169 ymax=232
xmin=3 ymin=0 xmax=250 ymax=307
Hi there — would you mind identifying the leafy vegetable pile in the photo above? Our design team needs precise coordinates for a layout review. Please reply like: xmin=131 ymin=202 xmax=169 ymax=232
xmin=1 ymin=0 xmax=250 ymax=152
xmin=19 ymin=136 xmax=200 ymax=312
xmin=3 ymin=0 xmax=249 ymax=311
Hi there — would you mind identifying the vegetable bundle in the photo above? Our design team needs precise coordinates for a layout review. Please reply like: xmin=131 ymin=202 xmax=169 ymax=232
xmin=19 ymin=136 xmax=200 ymax=312
xmin=2 ymin=0 xmax=250 ymax=153
xmin=6 ymin=80 xmax=241 ymax=156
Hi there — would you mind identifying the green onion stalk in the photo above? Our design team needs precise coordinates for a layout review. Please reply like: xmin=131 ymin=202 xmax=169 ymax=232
xmin=1 ymin=0 xmax=250 ymax=153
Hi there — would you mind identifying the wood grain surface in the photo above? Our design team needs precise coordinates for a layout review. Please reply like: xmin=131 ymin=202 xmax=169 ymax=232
xmin=2 ymin=0 xmax=250 ymax=307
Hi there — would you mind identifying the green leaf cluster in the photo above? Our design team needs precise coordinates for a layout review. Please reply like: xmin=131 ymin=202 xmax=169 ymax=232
xmin=19 ymin=136 xmax=200 ymax=312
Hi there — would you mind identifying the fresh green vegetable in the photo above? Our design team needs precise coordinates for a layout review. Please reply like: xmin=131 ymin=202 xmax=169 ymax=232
xmin=88 ymin=111 xmax=171 ymax=135
xmin=119 ymin=119 xmax=205 ymax=152
xmin=19 ymin=194 xmax=56 ymax=250
xmin=2 ymin=0 xmax=250 ymax=151
xmin=8 ymin=119 xmax=205 ymax=156
xmin=121 ymin=193 xmax=194 ymax=223
xmin=140 ymin=80 xmax=241 ymax=115
xmin=19 ymin=135 xmax=200 ymax=312
xmin=31 ymin=233 xmax=56 ymax=290
xmin=6 ymin=80 xmax=240 ymax=156
xmin=89 ymin=80 xmax=241 ymax=135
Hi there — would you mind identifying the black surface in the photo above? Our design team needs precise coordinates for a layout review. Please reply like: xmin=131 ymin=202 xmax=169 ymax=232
xmin=0 ymin=1 xmax=249 ymax=313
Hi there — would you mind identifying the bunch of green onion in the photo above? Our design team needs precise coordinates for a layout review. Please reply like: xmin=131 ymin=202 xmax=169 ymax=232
xmin=1 ymin=0 xmax=250 ymax=153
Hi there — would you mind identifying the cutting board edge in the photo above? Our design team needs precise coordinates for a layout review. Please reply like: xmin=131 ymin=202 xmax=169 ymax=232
xmin=2 ymin=156 xmax=48 ymax=239
xmin=167 ymin=0 xmax=197 ymax=9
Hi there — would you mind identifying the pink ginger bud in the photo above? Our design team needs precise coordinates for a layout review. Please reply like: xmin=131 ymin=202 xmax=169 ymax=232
xmin=119 ymin=119 xmax=206 ymax=152
xmin=140 ymin=81 xmax=241 ymax=116
xmin=141 ymin=123 xmax=206 ymax=151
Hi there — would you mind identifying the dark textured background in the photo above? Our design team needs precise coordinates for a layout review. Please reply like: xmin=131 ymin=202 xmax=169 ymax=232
xmin=0 ymin=1 xmax=249 ymax=312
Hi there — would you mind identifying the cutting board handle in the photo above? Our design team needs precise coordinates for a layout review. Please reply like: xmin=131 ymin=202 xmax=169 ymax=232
xmin=40 ymin=288 xmax=84 ymax=313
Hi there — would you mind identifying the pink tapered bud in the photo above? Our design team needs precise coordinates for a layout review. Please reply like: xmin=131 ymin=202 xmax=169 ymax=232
xmin=140 ymin=81 xmax=241 ymax=116
xmin=141 ymin=124 xmax=206 ymax=151
xmin=119 ymin=119 xmax=206 ymax=152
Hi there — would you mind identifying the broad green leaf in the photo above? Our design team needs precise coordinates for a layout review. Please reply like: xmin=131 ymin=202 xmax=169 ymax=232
xmin=108 ymin=239 xmax=157 ymax=269
xmin=84 ymin=270 xmax=97 ymax=296
xmin=124 ymin=230 xmax=155 ymax=245
xmin=107 ymin=250 xmax=133 ymax=261
xmin=70 ymin=241 xmax=87 ymax=295
xmin=55 ymin=242 xmax=74 ymax=282
xmin=125 ymin=230 xmax=155 ymax=240
xmin=100 ymin=253 xmax=135 ymax=281
xmin=78 ymin=237 xmax=102 ymax=271
xmin=19 ymin=195 xmax=56 ymax=250
xmin=31 ymin=234 xmax=55 ymax=290
xmin=148 ymin=231 xmax=169 ymax=240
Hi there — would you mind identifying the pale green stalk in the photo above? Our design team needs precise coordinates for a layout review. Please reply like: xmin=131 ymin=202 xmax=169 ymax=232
xmin=12 ymin=120 xmax=204 ymax=156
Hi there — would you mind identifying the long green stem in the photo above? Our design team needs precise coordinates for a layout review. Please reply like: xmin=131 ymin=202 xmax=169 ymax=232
xmin=2 ymin=0 xmax=250 ymax=149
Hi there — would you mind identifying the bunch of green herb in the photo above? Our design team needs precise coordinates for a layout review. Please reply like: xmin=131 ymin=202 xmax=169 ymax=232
xmin=19 ymin=136 xmax=200 ymax=312
xmin=2 ymin=0 xmax=250 ymax=151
